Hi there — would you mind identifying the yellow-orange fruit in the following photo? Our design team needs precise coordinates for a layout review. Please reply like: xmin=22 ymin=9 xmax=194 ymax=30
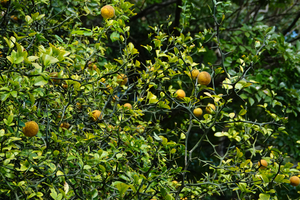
xmin=290 ymin=176 xmax=300 ymax=186
xmin=206 ymin=103 xmax=216 ymax=114
xmin=124 ymin=103 xmax=132 ymax=109
xmin=117 ymin=74 xmax=128 ymax=85
xmin=197 ymin=71 xmax=211 ymax=86
xmin=101 ymin=5 xmax=115 ymax=19
xmin=92 ymin=110 xmax=102 ymax=121
xmin=193 ymin=108 xmax=203 ymax=117
xmin=258 ymin=159 xmax=268 ymax=169
xmin=23 ymin=121 xmax=39 ymax=137
xmin=191 ymin=69 xmax=200 ymax=80
xmin=175 ymin=89 xmax=186 ymax=100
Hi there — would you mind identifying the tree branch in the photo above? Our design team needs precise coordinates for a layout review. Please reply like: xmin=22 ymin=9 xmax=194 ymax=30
xmin=282 ymin=11 xmax=300 ymax=36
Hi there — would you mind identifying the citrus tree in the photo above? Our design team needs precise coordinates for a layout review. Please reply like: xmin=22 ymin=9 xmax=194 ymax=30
xmin=1 ymin=0 xmax=300 ymax=199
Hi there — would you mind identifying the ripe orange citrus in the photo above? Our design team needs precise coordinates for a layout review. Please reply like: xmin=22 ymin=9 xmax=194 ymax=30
xmin=23 ymin=121 xmax=39 ymax=137
xmin=197 ymin=71 xmax=211 ymax=86
xmin=175 ymin=89 xmax=186 ymax=100
xmin=290 ymin=176 xmax=300 ymax=186
xmin=258 ymin=159 xmax=268 ymax=169
xmin=92 ymin=110 xmax=102 ymax=121
xmin=124 ymin=103 xmax=132 ymax=109
xmin=193 ymin=108 xmax=203 ymax=117
xmin=117 ymin=74 xmax=128 ymax=85
xmin=206 ymin=103 xmax=216 ymax=114
xmin=191 ymin=69 xmax=200 ymax=80
xmin=101 ymin=5 xmax=115 ymax=19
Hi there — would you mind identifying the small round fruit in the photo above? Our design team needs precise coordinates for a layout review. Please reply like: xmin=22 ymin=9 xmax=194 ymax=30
xmin=197 ymin=71 xmax=211 ymax=86
xmin=258 ymin=159 xmax=268 ymax=169
xmin=124 ymin=103 xmax=132 ymax=109
xmin=206 ymin=103 xmax=216 ymax=114
xmin=290 ymin=176 xmax=300 ymax=186
xmin=101 ymin=5 xmax=115 ymax=19
xmin=92 ymin=110 xmax=102 ymax=121
xmin=191 ymin=69 xmax=200 ymax=80
xmin=193 ymin=108 xmax=203 ymax=117
xmin=117 ymin=74 xmax=128 ymax=85
xmin=23 ymin=121 xmax=39 ymax=137
xmin=175 ymin=89 xmax=186 ymax=100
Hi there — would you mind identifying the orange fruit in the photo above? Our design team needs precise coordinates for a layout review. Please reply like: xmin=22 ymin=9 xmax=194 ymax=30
xmin=92 ymin=110 xmax=102 ymax=121
xmin=124 ymin=103 xmax=132 ymax=109
xmin=197 ymin=71 xmax=211 ymax=86
xmin=175 ymin=89 xmax=186 ymax=100
xmin=23 ymin=121 xmax=39 ymax=137
xmin=117 ymin=74 xmax=128 ymax=85
xmin=258 ymin=159 xmax=268 ymax=169
xmin=191 ymin=69 xmax=200 ymax=80
xmin=101 ymin=5 xmax=115 ymax=19
xmin=290 ymin=176 xmax=300 ymax=186
xmin=193 ymin=108 xmax=203 ymax=117
xmin=206 ymin=103 xmax=216 ymax=114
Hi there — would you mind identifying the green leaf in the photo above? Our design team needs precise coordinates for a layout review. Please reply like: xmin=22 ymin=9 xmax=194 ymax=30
xmin=0 ymin=92 xmax=10 ymax=101
xmin=50 ymin=188 xmax=58 ymax=200
xmin=259 ymin=193 xmax=270 ymax=200
xmin=43 ymin=54 xmax=59 ymax=67
xmin=239 ymin=108 xmax=247 ymax=116
xmin=10 ymin=91 xmax=17 ymax=98
xmin=34 ymin=76 xmax=48 ymax=86
xmin=115 ymin=182 xmax=130 ymax=197
xmin=274 ymin=174 xmax=285 ymax=183
xmin=7 ymin=113 xmax=14 ymax=124
xmin=249 ymin=97 xmax=255 ymax=106
xmin=110 ymin=32 xmax=120 ymax=42
xmin=27 ymin=92 xmax=35 ymax=105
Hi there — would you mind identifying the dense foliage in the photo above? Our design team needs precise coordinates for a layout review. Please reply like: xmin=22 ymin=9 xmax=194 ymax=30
xmin=1 ymin=0 xmax=300 ymax=199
